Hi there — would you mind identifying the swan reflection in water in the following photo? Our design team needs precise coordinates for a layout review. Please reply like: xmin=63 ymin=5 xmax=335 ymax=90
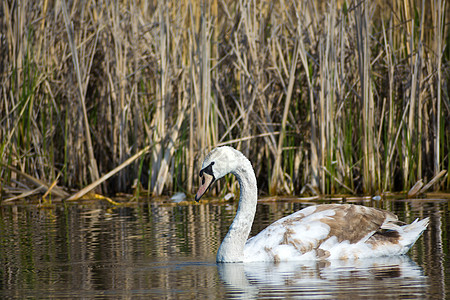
xmin=217 ymin=256 xmax=427 ymax=299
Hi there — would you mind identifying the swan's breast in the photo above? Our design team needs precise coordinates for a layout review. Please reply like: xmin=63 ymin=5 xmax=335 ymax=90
xmin=244 ymin=206 xmax=335 ymax=261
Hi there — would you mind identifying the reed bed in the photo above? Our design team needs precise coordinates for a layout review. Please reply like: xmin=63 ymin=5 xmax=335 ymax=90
xmin=0 ymin=0 xmax=449 ymax=201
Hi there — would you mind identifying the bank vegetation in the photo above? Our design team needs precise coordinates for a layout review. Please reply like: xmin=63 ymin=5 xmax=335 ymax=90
xmin=1 ymin=0 xmax=449 ymax=202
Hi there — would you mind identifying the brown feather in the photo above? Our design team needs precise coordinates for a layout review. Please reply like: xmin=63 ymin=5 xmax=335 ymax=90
xmin=280 ymin=204 xmax=400 ymax=245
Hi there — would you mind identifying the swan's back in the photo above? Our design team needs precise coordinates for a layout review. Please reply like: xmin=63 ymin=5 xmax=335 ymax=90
xmin=243 ymin=204 xmax=429 ymax=262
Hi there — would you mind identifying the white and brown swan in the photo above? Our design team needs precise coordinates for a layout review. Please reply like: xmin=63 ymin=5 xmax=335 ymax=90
xmin=195 ymin=146 xmax=429 ymax=263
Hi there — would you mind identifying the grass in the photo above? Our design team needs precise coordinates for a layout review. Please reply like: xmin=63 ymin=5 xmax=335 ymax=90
xmin=0 ymin=0 xmax=449 ymax=202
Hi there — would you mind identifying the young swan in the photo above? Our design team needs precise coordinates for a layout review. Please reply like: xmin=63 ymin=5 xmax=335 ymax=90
xmin=195 ymin=146 xmax=429 ymax=263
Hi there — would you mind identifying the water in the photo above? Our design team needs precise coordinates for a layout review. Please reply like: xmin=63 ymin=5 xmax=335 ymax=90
xmin=0 ymin=198 xmax=449 ymax=299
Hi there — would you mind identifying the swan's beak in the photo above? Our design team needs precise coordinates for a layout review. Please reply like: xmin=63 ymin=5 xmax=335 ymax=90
xmin=195 ymin=173 xmax=214 ymax=202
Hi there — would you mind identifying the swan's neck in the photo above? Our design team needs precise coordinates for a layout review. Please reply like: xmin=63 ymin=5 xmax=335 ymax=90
xmin=217 ymin=160 xmax=257 ymax=263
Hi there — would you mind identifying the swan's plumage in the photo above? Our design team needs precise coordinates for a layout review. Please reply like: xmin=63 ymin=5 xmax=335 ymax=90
xmin=244 ymin=203 xmax=429 ymax=262
xmin=195 ymin=146 xmax=429 ymax=263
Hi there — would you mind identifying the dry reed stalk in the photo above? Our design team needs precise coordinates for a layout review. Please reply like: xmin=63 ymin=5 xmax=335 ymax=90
xmin=433 ymin=0 xmax=446 ymax=179
xmin=297 ymin=12 xmax=319 ymax=191
xmin=381 ymin=16 xmax=395 ymax=191
xmin=4 ymin=165 xmax=68 ymax=198
xmin=66 ymin=145 xmax=151 ymax=201
xmin=419 ymin=170 xmax=447 ymax=193
xmin=320 ymin=5 xmax=338 ymax=194
xmin=354 ymin=0 xmax=376 ymax=193
xmin=270 ymin=35 xmax=299 ymax=194
xmin=399 ymin=0 xmax=425 ymax=189
xmin=3 ymin=187 xmax=45 ymax=202
xmin=61 ymin=0 xmax=100 ymax=183
xmin=416 ymin=0 xmax=426 ymax=181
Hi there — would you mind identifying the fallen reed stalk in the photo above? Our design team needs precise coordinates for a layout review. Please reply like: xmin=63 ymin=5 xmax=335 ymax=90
xmin=66 ymin=145 xmax=151 ymax=201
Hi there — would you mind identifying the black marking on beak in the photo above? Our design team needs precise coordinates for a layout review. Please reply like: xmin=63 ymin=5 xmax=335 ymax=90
xmin=199 ymin=161 xmax=214 ymax=177
xmin=195 ymin=162 xmax=215 ymax=202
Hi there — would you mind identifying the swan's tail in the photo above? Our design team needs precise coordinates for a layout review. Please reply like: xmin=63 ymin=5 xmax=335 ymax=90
xmin=399 ymin=217 xmax=429 ymax=252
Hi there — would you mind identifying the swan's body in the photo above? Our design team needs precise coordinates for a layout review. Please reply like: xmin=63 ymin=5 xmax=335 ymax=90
xmin=195 ymin=146 xmax=429 ymax=263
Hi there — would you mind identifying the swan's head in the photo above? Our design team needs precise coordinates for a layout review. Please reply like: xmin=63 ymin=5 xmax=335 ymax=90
xmin=195 ymin=146 xmax=244 ymax=201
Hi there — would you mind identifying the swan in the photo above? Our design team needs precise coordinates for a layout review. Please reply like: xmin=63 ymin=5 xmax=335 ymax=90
xmin=195 ymin=146 xmax=429 ymax=263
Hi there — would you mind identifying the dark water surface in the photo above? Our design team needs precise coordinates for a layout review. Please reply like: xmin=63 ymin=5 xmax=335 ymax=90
xmin=0 ymin=198 xmax=449 ymax=299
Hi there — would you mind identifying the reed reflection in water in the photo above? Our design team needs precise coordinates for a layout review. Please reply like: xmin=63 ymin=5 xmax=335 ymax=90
xmin=0 ymin=199 xmax=448 ymax=299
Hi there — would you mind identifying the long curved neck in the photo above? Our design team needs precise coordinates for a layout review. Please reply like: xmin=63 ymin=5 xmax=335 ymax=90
xmin=217 ymin=159 xmax=257 ymax=263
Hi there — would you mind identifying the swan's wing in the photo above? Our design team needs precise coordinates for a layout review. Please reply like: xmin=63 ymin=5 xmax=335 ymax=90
xmin=244 ymin=204 xmax=405 ymax=262
xmin=315 ymin=204 xmax=399 ymax=243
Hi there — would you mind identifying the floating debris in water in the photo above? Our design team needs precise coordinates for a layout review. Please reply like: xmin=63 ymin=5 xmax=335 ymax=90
xmin=170 ymin=192 xmax=186 ymax=203
xmin=224 ymin=193 xmax=235 ymax=201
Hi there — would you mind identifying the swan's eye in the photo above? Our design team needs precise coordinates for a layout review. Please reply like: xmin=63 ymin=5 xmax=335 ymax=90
xmin=202 ymin=176 xmax=205 ymax=185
